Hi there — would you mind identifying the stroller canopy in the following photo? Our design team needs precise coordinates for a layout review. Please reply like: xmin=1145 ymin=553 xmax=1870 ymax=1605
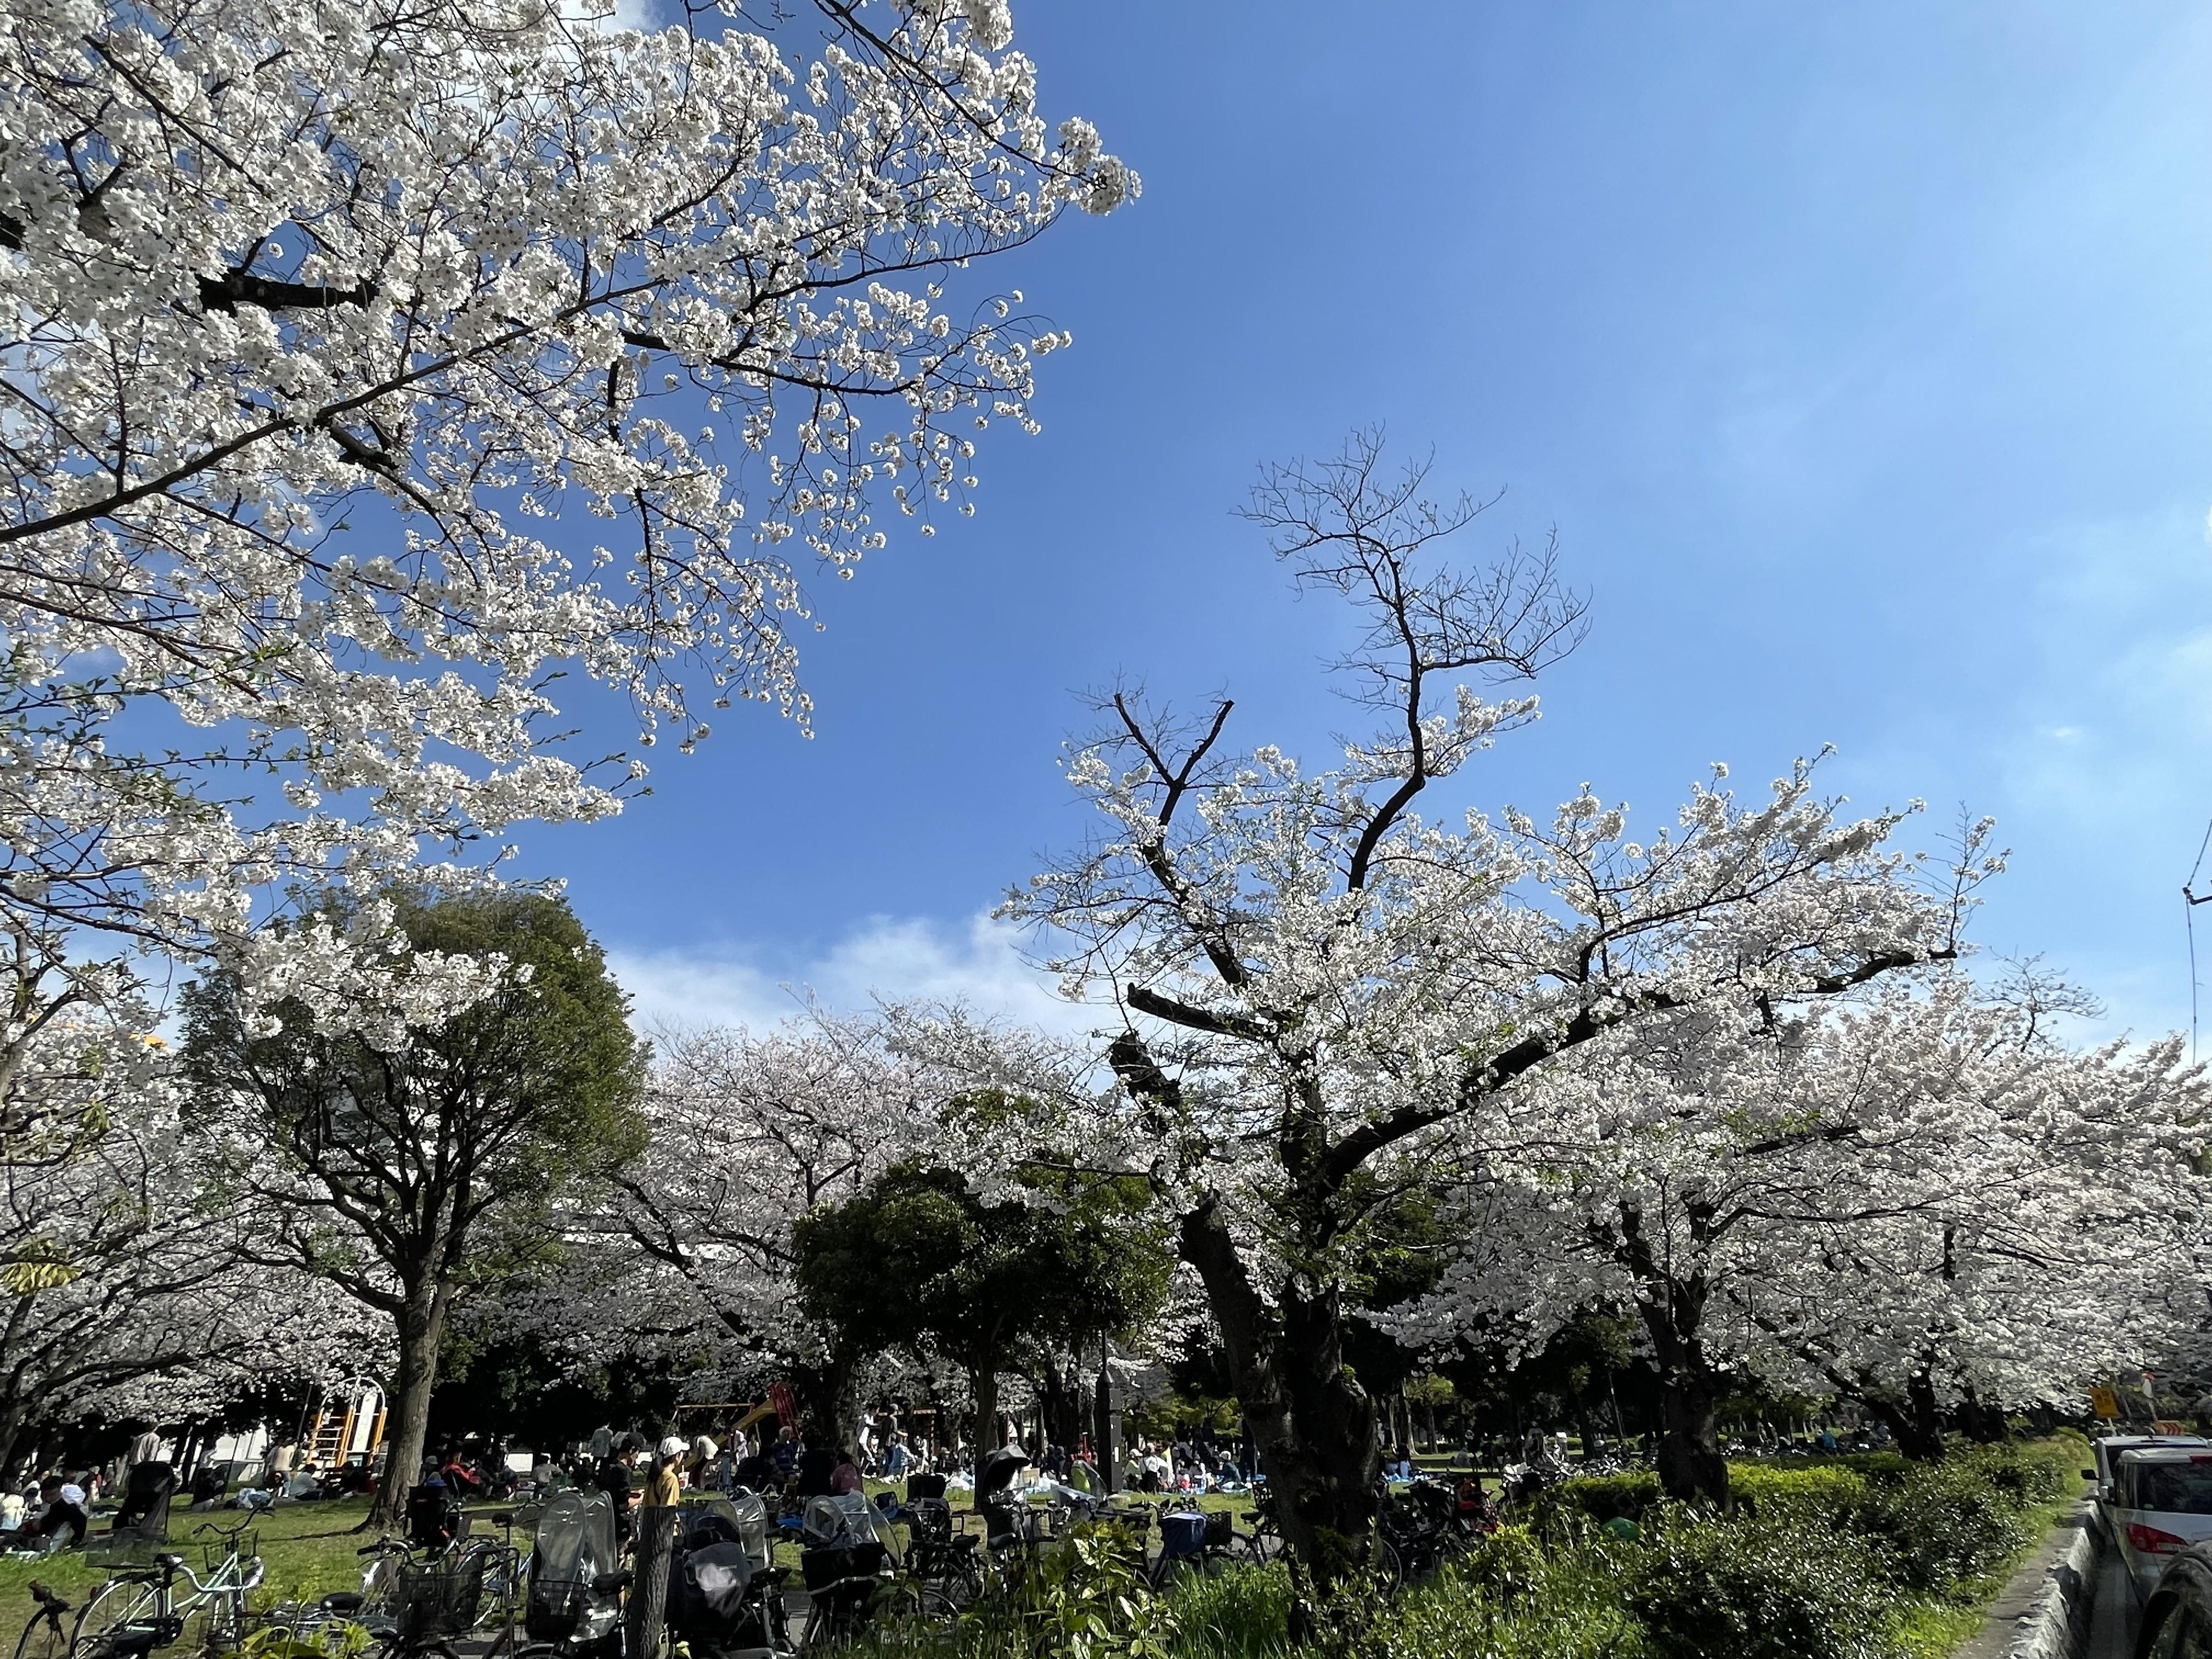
xmin=974 ymin=1447 xmax=1025 ymax=1500
xmin=533 ymin=1490 xmax=618 ymax=1584
xmin=802 ymin=1494 xmax=901 ymax=1565
xmin=527 ymin=1491 xmax=620 ymax=1644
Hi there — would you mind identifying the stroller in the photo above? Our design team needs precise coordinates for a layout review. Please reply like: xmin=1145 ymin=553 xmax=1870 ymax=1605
xmin=113 ymin=1463 xmax=176 ymax=1539
xmin=406 ymin=1482 xmax=467 ymax=1555
xmin=85 ymin=1462 xmax=176 ymax=1566
xmin=526 ymin=1490 xmax=625 ymax=1652
xmin=797 ymin=1495 xmax=901 ymax=1647
xmin=974 ymin=1447 xmax=1031 ymax=1557
xmin=670 ymin=1498 xmax=789 ymax=1659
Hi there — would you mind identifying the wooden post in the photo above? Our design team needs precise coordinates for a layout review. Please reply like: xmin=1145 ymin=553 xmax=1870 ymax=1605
xmin=628 ymin=1506 xmax=677 ymax=1659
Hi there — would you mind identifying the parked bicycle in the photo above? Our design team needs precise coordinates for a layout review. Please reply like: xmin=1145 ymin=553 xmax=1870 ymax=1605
xmin=897 ymin=1497 xmax=983 ymax=1611
xmin=1147 ymin=1504 xmax=1248 ymax=1589
xmin=512 ymin=1490 xmax=630 ymax=1659
xmin=13 ymin=1583 xmax=81 ymax=1659
xmin=70 ymin=1522 xmax=265 ymax=1659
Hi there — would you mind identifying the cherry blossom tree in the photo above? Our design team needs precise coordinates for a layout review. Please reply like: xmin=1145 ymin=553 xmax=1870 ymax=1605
xmin=0 ymin=0 xmax=1132 ymax=1031
xmin=1718 ymin=985 xmax=2205 ymax=1459
xmin=180 ymin=890 xmax=648 ymax=1523
xmin=1006 ymin=431 xmax=1976 ymax=1580
xmin=590 ymin=1015 xmax=938 ymax=1446
xmin=1397 ymin=980 xmax=2204 ymax=1500
xmin=0 ymin=993 xmax=383 ymax=1474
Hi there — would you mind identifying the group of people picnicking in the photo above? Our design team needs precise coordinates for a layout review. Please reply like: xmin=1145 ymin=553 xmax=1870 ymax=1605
xmin=0 ymin=1429 xmax=170 ymax=1555
xmin=2 ymin=1404 xmax=1266 ymax=1561
xmin=422 ymin=1413 xmax=1260 ymax=1524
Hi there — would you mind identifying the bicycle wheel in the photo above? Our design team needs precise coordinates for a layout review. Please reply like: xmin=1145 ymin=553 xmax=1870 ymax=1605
xmin=198 ymin=1585 xmax=253 ymax=1652
xmin=1242 ymin=1513 xmax=1283 ymax=1565
xmin=944 ymin=1559 xmax=981 ymax=1610
xmin=71 ymin=1579 xmax=161 ymax=1656
xmin=1375 ymin=1538 xmax=1404 ymax=1587
xmin=356 ymin=1553 xmax=404 ymax=1637
xmin=13 ymin=1607 xmax=71 ymax=1659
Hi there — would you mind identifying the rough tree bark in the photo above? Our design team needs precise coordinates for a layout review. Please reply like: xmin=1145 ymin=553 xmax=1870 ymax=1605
xmin=1618 ymin=1203 xmax=1729 ymax=1506
xmin=370 ymin=1278 xmax=453 ymax=1526
xmin=793 ymin=1345 xmax=859 ymax=1455
xmin=1868 ymin=1368 xmax=1948 ymax=1462
xmin=1181 ymin=1200 xmax=1381 ymax=1588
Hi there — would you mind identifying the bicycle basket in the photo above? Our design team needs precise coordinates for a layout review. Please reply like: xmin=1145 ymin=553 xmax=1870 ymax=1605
xmin=395 ymin=1553 xmax=487 ymax=1642
xmin=524 ymin=1577 xmax=590 ymax=1643
xmin=1158 ymin=1512 xmax=1207 ymax=1560
xmin=84 ymin=1529 xmax=158 ymax=1567
xmin=907 ymin=1498 xmax=952 ymax=1543
xmin=1202 ymin=1510 xmax=1233 ymax=1550
xmin=199 ymin=1527 xmax=258 ymax=1573
xmin=799 ymin=1542 xmax=886 ymax=1597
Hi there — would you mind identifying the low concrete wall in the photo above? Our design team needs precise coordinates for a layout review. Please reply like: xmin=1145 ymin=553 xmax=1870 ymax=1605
xmin=1955 ymin=1502 xmax=2099 ymax=1659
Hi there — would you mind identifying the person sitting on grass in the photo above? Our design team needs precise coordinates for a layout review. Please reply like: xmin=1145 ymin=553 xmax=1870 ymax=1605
xmin=33 ymin=1479 xmax=86 ymax=1554
xmin=438 ymin=1448 xmax=481 ymax=1493
xmin=830 ymin=1449 xmax=863 ymax=1496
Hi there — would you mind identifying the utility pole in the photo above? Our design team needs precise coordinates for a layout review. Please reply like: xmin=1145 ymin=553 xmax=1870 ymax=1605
xmin=1094 ymin=1335 xmax=1117 ymax=1496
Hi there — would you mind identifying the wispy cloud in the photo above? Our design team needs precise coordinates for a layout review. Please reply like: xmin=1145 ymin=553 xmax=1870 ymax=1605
xmin=607 ymin=912 xmax=1105 ymax=1037
xmin=1985 ymin=500 xmax=2212 ymax=1043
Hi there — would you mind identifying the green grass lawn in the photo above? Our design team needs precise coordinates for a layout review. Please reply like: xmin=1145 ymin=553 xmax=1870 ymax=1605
xmin=0 ymin=1477 xmax=1273 ymax=1645
xmin=0 ymin=1497 xmax=385 ymax=1650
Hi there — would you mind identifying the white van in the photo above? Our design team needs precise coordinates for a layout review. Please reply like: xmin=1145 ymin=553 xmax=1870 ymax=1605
xmin=2109 ymin=1447 xmax=2212 ymax=1601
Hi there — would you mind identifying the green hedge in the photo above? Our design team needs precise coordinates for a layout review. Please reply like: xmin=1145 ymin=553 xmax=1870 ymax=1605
xmin=865 ymin=1437 xmax=2084 ymax=1659
xmin=1622 ymin=1509 xmax=1895 ymax=1659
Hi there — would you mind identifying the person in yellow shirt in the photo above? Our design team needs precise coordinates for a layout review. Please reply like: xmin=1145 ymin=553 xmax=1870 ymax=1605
xmin=647 ymin=1438 xmax=685 ymax=1508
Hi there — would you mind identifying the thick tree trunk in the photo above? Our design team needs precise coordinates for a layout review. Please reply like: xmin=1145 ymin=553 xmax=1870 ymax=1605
xmin=1652 ymin=1365 xmax=1728 ymax=1504
xmin=970 ymin=1348 xmax=1000 ymax=1460
xmin=1573 ymin=1392 xmax=1602 ymax=1463
xmin=1093 ymin=1349 xmax=1116 ymax=1494
xmin=1180 ymin=1201 xmax=1379 ymax=1589
xmin=1870 ymin=1371 xmax=1948 ymax=1462
xmin=370 ymin=1279 xmax=452 ymax=1526
xmin=1635 ymin=1291 xmax=1728 ymax=1505
xmin=628 ymin=1506 xmax=676 ymax=1659
xmin=1957 ymin=1387 xmax=2008 ymax=1445
xmin=0 ymin=1398 xmax=29 ymax=1485
xmin=794 ymin=1346 xmax=859 ymax=1454
xmin=1038 ymin=1357 xmax=1081 ymax=1450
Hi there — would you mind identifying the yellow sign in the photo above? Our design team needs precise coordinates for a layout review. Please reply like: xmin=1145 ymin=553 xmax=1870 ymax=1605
xmin=2090 ymin=1386 xmax=2120 ymax=1419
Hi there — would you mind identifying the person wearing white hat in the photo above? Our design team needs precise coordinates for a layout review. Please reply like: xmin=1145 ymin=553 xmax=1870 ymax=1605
xmin=33 ymin=1477 xmax=86 ymax=1553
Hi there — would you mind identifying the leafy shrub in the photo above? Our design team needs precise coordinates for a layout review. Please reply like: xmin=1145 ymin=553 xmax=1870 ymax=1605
xmin=1167 ymin=1564 xmax=1294 ymax=1659
xmin=1731 ymin=1464 xmax=1870 ymax=1526
xmin=1352 ymin=1537 xmax=1640 ymax=1659
xmin=1855 ymin=1451 xmax=2045 ymax=1592
xmin=1535 ymin=1471 xmax=1660 ymax=1527
xmin=857 ymin=1530 xmax=1177 ymax=1659
xmin=1622 ymin=1507 xmax=1898 ymax=1659
xmin=1451 ymin=1527 xmax=1546 ymax=1605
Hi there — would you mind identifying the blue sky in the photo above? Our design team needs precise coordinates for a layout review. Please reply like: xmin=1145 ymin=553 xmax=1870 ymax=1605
xmin=531 ymin=1 xmax=2212 ymax=1042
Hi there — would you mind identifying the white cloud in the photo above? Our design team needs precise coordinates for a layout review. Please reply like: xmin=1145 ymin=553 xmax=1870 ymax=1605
xmin=607 ymin=912 xmax=1104 ymax=1037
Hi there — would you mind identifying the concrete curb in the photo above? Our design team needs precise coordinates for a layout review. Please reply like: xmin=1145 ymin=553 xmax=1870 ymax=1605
xmin=2006 ymin=1506 xmax=2099 ymax=1659
xmin=1952 ymin=1501 xmax=2099 ymax=1659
